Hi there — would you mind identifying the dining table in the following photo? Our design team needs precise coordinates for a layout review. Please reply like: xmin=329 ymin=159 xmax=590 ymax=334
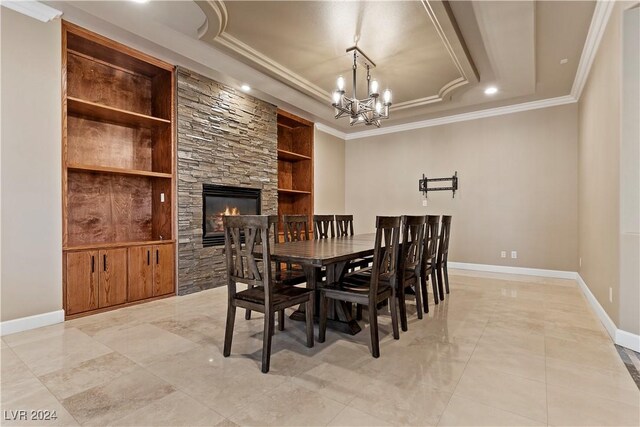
xmin=268 ymin=233 xmax=379 ymax=335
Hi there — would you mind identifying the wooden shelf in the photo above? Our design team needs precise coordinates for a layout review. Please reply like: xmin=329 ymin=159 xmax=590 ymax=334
xmin=278 ymin=188 xmax=311 ymax=195
xmin=277 ymin=149 xmax=311 ymax=162
xmin=67 ymin=164 xmax=172 ymax=179
xmin=64 ymin=239 xmax=175 ymax=251
xmin=67 ymin=97 xmax=170 ymax=128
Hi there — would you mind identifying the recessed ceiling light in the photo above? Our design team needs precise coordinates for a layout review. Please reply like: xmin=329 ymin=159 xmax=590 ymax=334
xmin=131 ymin=0 xmax=148 ymax=3
xmin=484 ymin=86 xmax=498 ymax=95
xmin=560 ymin=58 xmax=569 ymax=64
xmin=241 ymin=84 xmax=251 ymax=92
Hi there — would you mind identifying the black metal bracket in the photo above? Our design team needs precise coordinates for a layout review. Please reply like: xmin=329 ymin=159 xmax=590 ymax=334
xmin=419 ymin=171 xmax=458 ymax=198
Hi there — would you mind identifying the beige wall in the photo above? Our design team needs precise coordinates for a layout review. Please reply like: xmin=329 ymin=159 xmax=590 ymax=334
xmin=577 ymin=2 xmax=628 ymax=328
xmin=619 ymin=5 xmax=639 ymax=335
xmin=314 ymin=129 xmax=345 ymax=215
xmin=580 ymin=2 xmax=640 ymax=335
xmin=346 ymin=105 xmax=579 ymax=271
xmin=1 ymin=9 xmax=62 ymax=321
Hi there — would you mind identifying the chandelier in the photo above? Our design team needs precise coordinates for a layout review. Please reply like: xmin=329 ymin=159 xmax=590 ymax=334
xmin=332 ymin=46 xmax=392 ymax=127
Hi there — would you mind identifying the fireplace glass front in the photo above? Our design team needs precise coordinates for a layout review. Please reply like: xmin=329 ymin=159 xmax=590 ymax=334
xmin=202 ymin=184 xmax=261 ymax=246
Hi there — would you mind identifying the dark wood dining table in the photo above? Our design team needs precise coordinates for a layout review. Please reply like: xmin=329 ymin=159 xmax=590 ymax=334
xmin=268 ymin=233 xmax=378 ymax=335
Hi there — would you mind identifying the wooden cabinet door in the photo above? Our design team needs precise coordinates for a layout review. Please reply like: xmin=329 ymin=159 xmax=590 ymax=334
xmin=128 ymin=245 xmax=153 ymax=301
xmin=66 ymin=251 xmax=98 ymax=315
xmin=153 ymin=244 xmax=174 ymax=296
xmin=98 ymin=249 xmax=127 ymax=308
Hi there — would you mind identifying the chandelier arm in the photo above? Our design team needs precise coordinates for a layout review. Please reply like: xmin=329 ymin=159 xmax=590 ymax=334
xmin=333 ymin=46 xmax=390 ymax=127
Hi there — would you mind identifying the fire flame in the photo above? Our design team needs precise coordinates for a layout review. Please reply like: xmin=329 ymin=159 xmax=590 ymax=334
xmin=221 ymin=206 xmax=240 ymax=216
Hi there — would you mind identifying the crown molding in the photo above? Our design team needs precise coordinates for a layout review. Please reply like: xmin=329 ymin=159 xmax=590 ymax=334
xmin=197 ymin=0 xmax=476 ymax=110
xmin=344 ymin=95 xmax=577 ymax=140
xmin=571 ymin=0 xmax=615 ymax=100
xmin=315 ymin=123 xmax=347 ymax=140
xmin=1 ymin=0 xmax=62 ymax=22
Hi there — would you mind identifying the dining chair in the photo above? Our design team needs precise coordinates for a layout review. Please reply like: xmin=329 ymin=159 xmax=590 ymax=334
xmin=397 ymin=215 xmax=426 ymax=331
xmin=223 ymin=215 xmax=314 ymax=373
xmin=313 ymin=215 xmax=336 ymax=239
xmin=335 ymin=215 xmax=355 ymax=236
xmin=420 ymin=215 xmax=440 ymax=312
xmin=246 ymin=215 xmax=307 ymax=330
xmin=318 ymin=216 xmax=401 ymax=358
xmin=282 ymin=214 xmax=310 ymax=242
xmin=436 ymin=215 xmax=452 ymax=300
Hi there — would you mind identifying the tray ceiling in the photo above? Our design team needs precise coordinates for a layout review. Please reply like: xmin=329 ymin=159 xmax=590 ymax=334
xmin=197 ymin=0 xmax=479 ymax=110
xmin=52 ymin=0 xmax=597 ymax=132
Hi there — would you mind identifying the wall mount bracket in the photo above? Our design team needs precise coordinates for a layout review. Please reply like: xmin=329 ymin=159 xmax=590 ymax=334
xmin=419 ymin=171 xmax=458 ymax=198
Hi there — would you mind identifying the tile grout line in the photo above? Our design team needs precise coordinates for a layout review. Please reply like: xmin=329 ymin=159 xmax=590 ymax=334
xmin=2 ymin=340 xmax=84 ymax=426
xmin=434 ymin=293 xmax=493 ymax=426
xmin=437 ymin=294 xmax=548 ymax=426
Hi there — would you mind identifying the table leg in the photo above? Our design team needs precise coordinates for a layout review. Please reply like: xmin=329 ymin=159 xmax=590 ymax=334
xmin=290 ymin=262 xmax=361 ymax=335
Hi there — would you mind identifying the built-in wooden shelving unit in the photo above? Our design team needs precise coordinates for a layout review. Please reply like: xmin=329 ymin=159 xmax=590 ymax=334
xmin=62 ymin=22 xmax=176 ymax=318
xmin=277 ymin=110 xmax=314 ymax=235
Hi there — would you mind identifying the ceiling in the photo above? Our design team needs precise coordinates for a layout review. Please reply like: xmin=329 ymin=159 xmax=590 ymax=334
xmin=47 ymin=0 xmax=596 ymax=133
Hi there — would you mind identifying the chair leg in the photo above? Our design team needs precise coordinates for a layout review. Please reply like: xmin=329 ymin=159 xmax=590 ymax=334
xmin=368 ymin=303 xmax=380 ymax=358
xmin=305 ymin=296 xmax=314 ymax=348
xmin=356 ymin=304 xmax=363 ymax=320
xmin=436 ymin=265 xmax=445 ymax=301
xmin=421 ymin=273 xmax=429 ymax=314
xmin=319 ymin=293 xmax=328 ymax=343
xmin=223 ymin=303 xmax=236 ymax=357
xmin=398 ymin=288 xmax=408 ymax=332
xmin=431 ymin=270 xmax=439 ymax=304
xmin=444 ymin=261 xmax=450 ymax=294
xmin=262 ymin=310 xmax=274 ymax=374
xmin=414 ymin=279 xmax=424 ymax=320
xmin=270 ymin=312 xmax=276 ymax=336
xmin=389 ymin=296 xmax=400 ymax=340
xmin=278 ymin=310 xmax=285 ymax=331
xmin=245 ymin=285 xmax=253 ymax=320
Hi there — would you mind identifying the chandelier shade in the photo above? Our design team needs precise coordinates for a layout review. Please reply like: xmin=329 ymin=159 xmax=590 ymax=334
xmin=331 ymin=46 xmax=392 ymax=127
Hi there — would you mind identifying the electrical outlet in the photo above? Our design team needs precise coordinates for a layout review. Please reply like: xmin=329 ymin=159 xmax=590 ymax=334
xmin=500 ymin=251 xmax=507 ymax=258
xmin=579 ymin=257 xmax=582 ymax=267
xmin=160 ymin=193 xmax=165 ymax=203
xmin=422 ymin=200 xmax=427 ymax=207
xmin=511 ymin=251 xmax=517 ymax=259
xmin=609 ymin=287 xmax=613 ymax=302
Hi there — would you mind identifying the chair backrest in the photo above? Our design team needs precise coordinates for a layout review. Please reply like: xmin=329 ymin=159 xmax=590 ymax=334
xmin=313 ymin=215 xmax=335 ymax=239
xmin=437 ymin=215 xmax=452 ymax=262
xmin=335 ymin=215 xmax=354 ymax=237
xmin=223 ymin=215 xmax=273 ymax=301
xmin=369 ymin=216 xmax=401 ymax=300
xmin=282 ymin=214 xmax=310 ymax=242
xmin=423 ymin=215 xmax=440 ymax=267
xmin=400 ymin=215 xmax=426 ymax=279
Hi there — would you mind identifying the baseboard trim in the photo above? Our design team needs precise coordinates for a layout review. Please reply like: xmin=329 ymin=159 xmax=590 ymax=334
xmin=575 ymin=274 xmax=618 ymax=339
xmin=616 ymin=329 xmax=640 ymax=353
xmin=447 ymin=262 xmax=640 ymax=352
xmin=0 ymin=310 xmax=65 ymax=337
xmin=448 ymin=262 xmax=577 ymax=280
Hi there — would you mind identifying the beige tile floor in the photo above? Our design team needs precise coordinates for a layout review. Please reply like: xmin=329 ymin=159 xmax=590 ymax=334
xmin=1 ymin=270 xmax=639 ymax=426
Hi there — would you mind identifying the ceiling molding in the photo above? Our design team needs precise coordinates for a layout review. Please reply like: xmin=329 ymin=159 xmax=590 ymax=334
xmin=197 ymin=0 xmax=477 ymax=110
xmin=195 ymin=0 xmax=227 ymax=40
xmin=344 ymin=95 xmax=577 ymax=140
xmin=315 ymin=123 xmax=347 ymax=140
xmin=214 ymin=32 xmax=329 ymax=101
xmin=571 ymin=0 xmax=615 ymax=100
xmin=2 ymin=1 xmax=62 ymax=22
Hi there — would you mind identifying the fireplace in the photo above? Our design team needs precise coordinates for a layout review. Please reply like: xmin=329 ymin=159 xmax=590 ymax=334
xmin=202 ymin=184 xmax=261 ymax=247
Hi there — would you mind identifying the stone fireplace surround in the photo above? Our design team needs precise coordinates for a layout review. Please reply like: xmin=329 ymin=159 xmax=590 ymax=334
xmin=177 ymin=67 xmax=278 ymax=295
